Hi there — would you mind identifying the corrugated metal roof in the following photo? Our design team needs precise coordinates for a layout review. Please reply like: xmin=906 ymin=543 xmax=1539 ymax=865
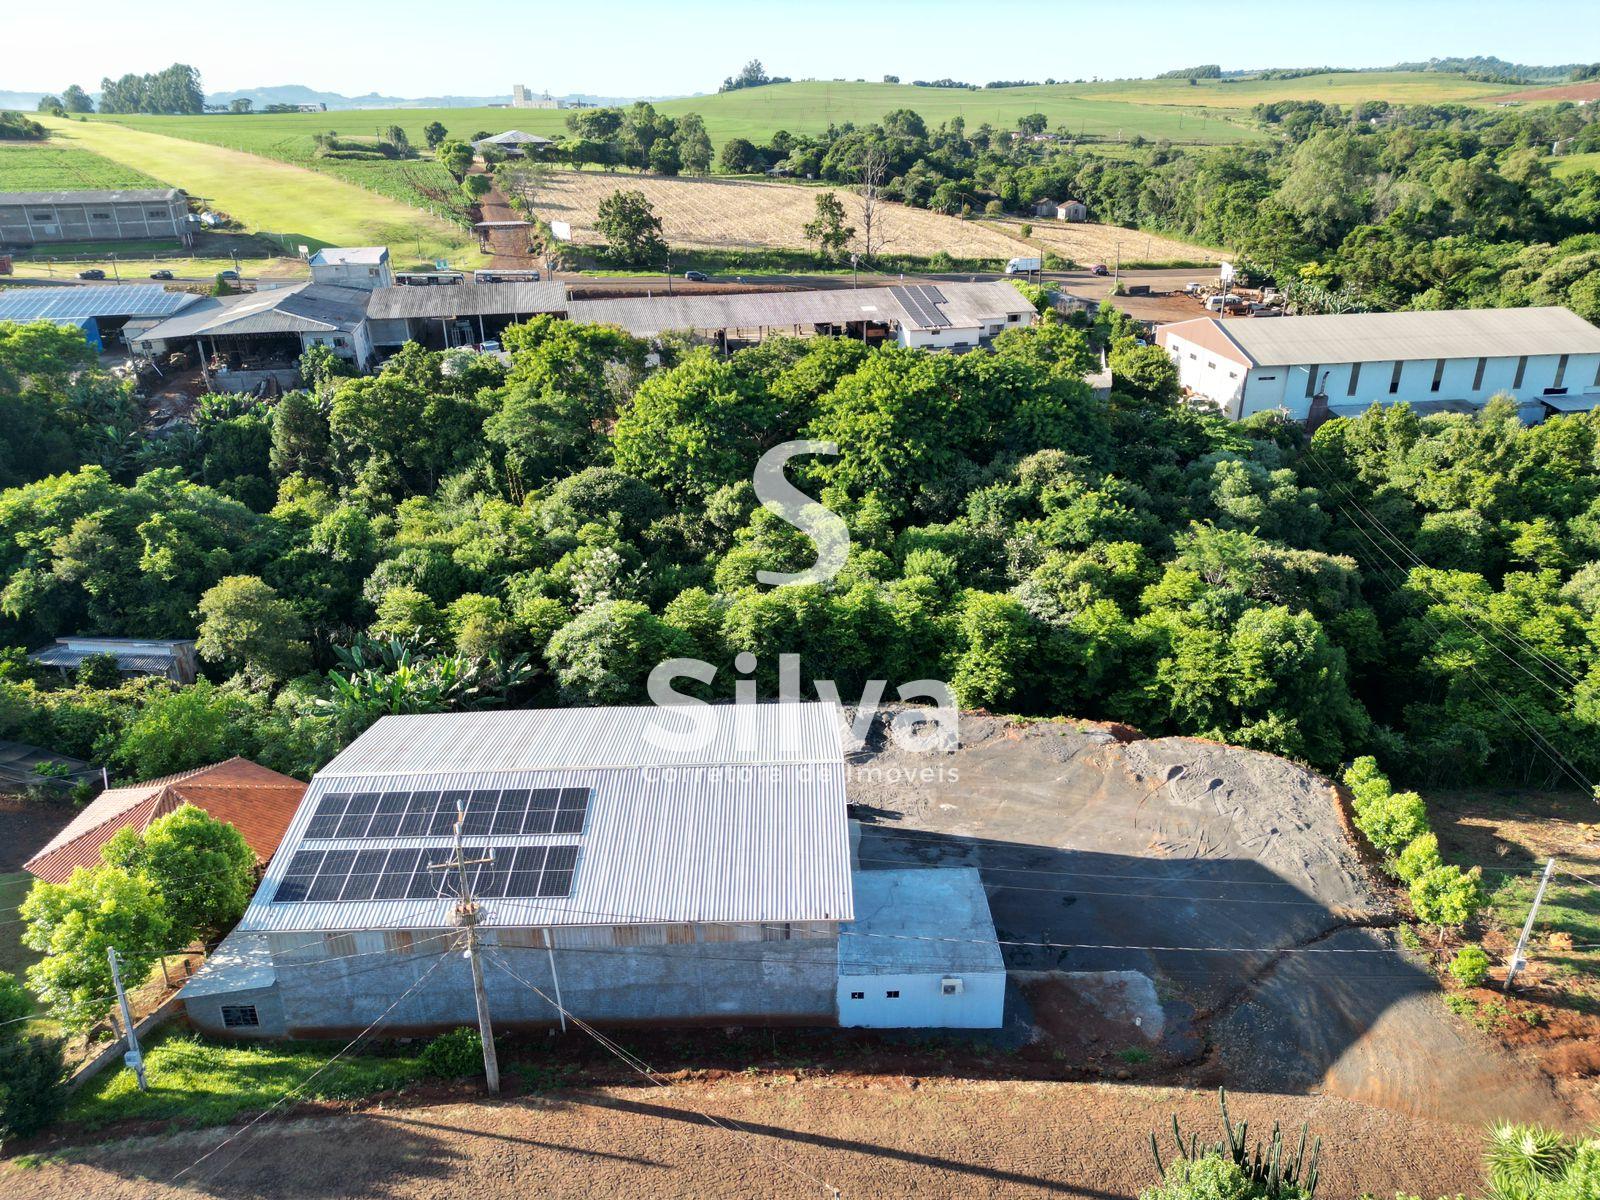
xmin=0 ymin=188 xmax=184 ymax=205
xmin=0 ymin=285 xmax=200 ymax=323
xmin=474 ymin=131 xmax=554 ymax=146
xmin=28 ymin=637 xmax=185 ymax=672
xmin=1162 ymin=306 xmax=1600 ymax=367
xmin=309 ymin=247 xmax=388 ymax=265
xmin=179 ymin=930 xmax=275 ymax=998
xmin=238 ymin=703 xmax=853 ymax=933
xmin=566 ymin=281 xmax=1033 ymax=337
xmin=135 ymin=283 xmax=369 ymax=341
xmin=364 ymin=280 xmax=568 ymax=320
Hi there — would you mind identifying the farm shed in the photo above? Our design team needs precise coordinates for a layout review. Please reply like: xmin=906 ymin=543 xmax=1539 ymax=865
xmin=0 ymin=187 xmax=194 ymax=247
xmin=0 ymin=284 xmax=201 ymax=351
xmin=28 ymin=635 xmax=198 ymax=683
xmin=472 ymin=130 xmax=556 ymax=157
xmin=1032 ymin=198 xmax=1087 ymax=221
xmin=130 ymin=282 xmax=374 ymax=384
xmin=567 ymin=280 xmax=1035 ymax=352
xmin=309 ymin=246 xmax=393 ymax=291
xmin=22 ymin=757 xmax=306 ymax=883
xmin=1157 ymin=306 xmax=1600 ymax=422
xmin=185 ymin=701 xmax=1002 ymax=1038
xmin=838 ymin=869 xmax=1005 ymax=1029
xmin=365 ymin=279 xmax=568 ymax=349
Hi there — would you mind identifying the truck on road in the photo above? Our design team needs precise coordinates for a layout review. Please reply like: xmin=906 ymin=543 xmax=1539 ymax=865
xmin=1004 ymin=256 xmax=1043 ymax=275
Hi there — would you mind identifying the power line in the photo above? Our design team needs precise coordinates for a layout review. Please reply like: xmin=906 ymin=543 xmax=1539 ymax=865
xmin=484 ymin=950 xmax=841 ymax=1199
xmin=169 ymin=948 xmax=453 ymax=1186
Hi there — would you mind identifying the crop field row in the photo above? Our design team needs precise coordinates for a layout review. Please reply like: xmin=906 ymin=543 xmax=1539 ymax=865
xmin=517 ymin=168 xmax=1223 ymax=264
xmin=0 ymin=141 xmax=160 ymax=191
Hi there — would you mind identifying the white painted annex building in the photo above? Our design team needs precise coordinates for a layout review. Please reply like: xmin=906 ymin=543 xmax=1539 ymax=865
xmin=1157 ymin=306 xmax=1600 ymax=422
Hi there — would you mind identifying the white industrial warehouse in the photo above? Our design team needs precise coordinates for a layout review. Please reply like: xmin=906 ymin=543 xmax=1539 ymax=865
xmin=181 ymin=702 xmax=1005 ymax=1038
xmin=1158 ymin=306 xmax=1600 ymax=422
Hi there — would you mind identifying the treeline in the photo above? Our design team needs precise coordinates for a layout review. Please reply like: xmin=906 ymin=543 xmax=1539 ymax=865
xmin=4 ymin=307 xmax=1599 ymax=791
xmin=95 ymin=63 xmax=204 ymax=115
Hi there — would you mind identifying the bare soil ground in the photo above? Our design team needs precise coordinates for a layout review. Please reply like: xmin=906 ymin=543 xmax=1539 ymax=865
xmin=528 ymin=170 xmax=1028 ymax=258
xmin=848 ymin=715 xmax=1574 ymax=1129
xmin=1493 ymin=81 xmax=1600 ymax=103
xmin=988 ymin=217 xmax=1226 ymax=266
xmin=0 ymin=796 xmax=74 ymax=873
xmin=2 ymin=1079 xmax=1490 ymax=1199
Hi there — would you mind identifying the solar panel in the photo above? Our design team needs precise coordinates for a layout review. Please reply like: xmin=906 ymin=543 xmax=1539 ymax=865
xmin=0 ymin=285 xmax=198 ymax=323
xmin=271 ymin=842 xmax=579 ymax=902
xmin=301 ymin=787 xmax=592 ymax=840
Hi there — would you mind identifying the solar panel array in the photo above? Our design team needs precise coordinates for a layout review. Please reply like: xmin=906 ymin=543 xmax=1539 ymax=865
xmin=271 ymin=785 xmax=591 ymax=904
xmin=892 ymin=284 xmax=950 ymax=328
xmin=303 ymin=787 xmax=590 ymax=839
xmin=0 ymin=285 xmax=198 ymax=323
xmin=272 ymin=844 xmax=579 ymax=903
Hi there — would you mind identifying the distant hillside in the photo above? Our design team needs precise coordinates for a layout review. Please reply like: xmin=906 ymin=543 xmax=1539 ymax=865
xmin=203 ymin=85 xmax=679 ymax=110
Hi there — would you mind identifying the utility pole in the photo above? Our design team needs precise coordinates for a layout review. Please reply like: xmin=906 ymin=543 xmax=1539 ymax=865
xmin=107 ymin=947 xmax=147 ymax=1092
xmin=430 ymin=798 xmax=500 ymax=1094
xmin=1505 ymin=857 xmax=1557 ymax=993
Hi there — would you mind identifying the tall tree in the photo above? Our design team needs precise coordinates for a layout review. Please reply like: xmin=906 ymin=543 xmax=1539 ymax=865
xmin=803 ymin=191 xmax=856 ymax=262
xmin=595 ymin=189 xmax=666 ymax=266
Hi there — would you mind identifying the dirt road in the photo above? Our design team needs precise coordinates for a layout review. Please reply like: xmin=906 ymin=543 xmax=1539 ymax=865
xmin=4 ymin=1079 xmax=1488 ymax=1200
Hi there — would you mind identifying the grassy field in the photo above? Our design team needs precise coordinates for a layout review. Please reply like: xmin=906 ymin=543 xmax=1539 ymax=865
xmin=1552 ymin=150 xmax=1600 ymax=178
xmin=92 ymin=89 xmax=1258 ymax=149
xmin=1081 ymin=70 xmax=1524 ymax=110
xmin=67 ymin=1030 xmax=428 ymax=1131
xmin=0 ymin=141 xmax=159 ymax=191
xmin=37 ymin=117 xmax=485 ymax=267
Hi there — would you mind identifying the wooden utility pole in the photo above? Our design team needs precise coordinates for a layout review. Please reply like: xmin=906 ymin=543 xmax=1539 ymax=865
xmin=1505 ymin=858 xmax=1558 ymax=993
xmin=430 ymin=799 xmax=501 ymax=1094
xmin=107 ymin=946 xmax=147 ymax=1092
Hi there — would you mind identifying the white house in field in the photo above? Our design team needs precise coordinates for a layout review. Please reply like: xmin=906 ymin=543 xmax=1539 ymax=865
xmin=1156 ymin=306 xmax=1600 ymax=423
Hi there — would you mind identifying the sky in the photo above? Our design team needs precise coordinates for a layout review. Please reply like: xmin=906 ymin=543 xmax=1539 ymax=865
xmin=7 ymin=0 xmax=1599 ymax=98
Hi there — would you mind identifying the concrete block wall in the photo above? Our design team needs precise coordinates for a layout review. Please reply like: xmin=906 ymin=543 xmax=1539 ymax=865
xmin=184 ymin=984 xmax=288 ymax=1039
xmin=270 ymin=926 xmax=840 ymax=1036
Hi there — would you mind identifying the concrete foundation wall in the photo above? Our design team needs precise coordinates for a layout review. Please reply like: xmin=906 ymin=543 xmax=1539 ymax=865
xmin=185 ymin=984 xmax=287 ymax=1039
xmin=271 ymin=927 xmax=840 ymax=1036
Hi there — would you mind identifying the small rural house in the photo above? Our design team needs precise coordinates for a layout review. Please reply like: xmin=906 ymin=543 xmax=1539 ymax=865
xmin=28 ymin=636 xmax=199 ymax=684
xmin=309 ymin=247 xmax=393 ymax=291
xmin=181 ymin=702 xmax=1004 ymax=1038
xmin=1156 ymin=306 xmax=1600 ymax=422
xmin=1033 ymin=198 xmax=1087 ymax=221
xmin=22 ymin=757 xmax=306 ymax=883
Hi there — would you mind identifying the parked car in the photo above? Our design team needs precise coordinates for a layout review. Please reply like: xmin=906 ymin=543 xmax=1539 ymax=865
xmin=684 ymin=270 xmax=709 ymax=282
xmin=150 ymin=269 xmax=174 ymax=280
xmin=1088 ymin=263 xmax=1109 ymax=276
xmin=77 ymin=268 xmax=105 ymax=280
xmin=218 ymin=269 xmax=240 ymax=281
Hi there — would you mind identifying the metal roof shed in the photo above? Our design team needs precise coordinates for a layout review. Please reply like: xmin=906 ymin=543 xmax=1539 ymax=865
xmin=237 ymin=701 xmax=854 ymax=934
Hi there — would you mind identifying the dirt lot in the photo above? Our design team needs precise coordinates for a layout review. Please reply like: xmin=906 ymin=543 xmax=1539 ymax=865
xmin=848 ymin=715 xmax=1574 ymax=1129
xmin=3 ymin=1078 xmax=1491 ymax=1199
xmin=528 ymin=170 xmax=1028 ymax=259
xmin=1493 ymin=81 xmax=1600 ymax=103
xmin=989 ymin=217 xmax=1226 ymax=266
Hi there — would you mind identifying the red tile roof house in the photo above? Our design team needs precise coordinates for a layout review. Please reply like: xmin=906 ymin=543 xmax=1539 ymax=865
xmin=22 ymin=758 xmax=307 ymax=883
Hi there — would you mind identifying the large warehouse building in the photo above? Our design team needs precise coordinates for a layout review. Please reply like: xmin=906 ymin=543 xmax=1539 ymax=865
xmin=1157 ymin=306 xmax=1600 ymax=422
xmin=181 ymin=702 xmax=1004 ymax=1038
xmin=0 ymin=188 xmax=194 ymax=247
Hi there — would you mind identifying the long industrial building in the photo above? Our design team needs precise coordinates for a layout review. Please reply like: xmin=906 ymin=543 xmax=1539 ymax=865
xmin=0 ymin=188 xmax=194 ymax=247
xmin=181 ymin=702 xmax=1005 ymax=1038
xmin=1158 ymin=306 xmax=1600 ymax=422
